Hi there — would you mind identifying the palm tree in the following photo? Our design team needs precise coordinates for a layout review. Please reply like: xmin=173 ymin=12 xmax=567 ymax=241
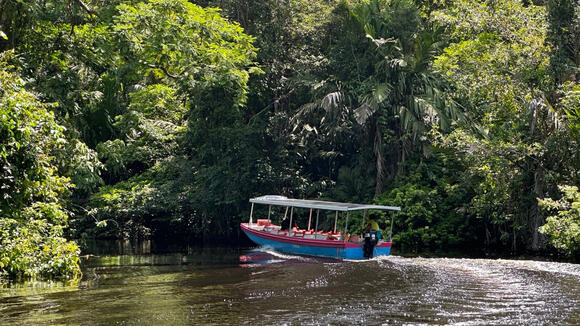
xmin=358 ymin=26 xmax=464 ymax=193
xmin=299 ymin=0 xmax=462 ymax=194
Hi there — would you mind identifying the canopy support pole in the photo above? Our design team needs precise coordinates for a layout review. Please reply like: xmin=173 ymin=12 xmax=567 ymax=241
xmin=362 ymin=210 xmax=367 ymax=234
xmin=389 ymin=214 xmax=394 ymax=241
xmin=333 ymin=211 xmax=338 ymax=233
xmin=344 ymin=211 xmax=350 ymax=238
xmin=289 ymin=206 xmax=294 ymax=235
xmin=307 ymin=208 xmax=313 ymax=230
xmin=315 ymin=210 xmax=320 ymax=233
xmin=268 ymin=205 xmax=271 ymax=221
xmin=249 ymin=203 xmax=255 ymax=224
xmin=283 ymin=206 xmax=288 ymax=222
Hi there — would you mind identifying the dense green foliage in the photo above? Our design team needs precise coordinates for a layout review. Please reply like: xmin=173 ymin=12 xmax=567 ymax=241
xmin=0 ymin=53 xmax=81 ymax=279
xmin=1 ymin=0 xmax=579 ymax=279
xmin=539 ymin=185 xmax=580 ymax=259
xmin=431 ymin=0 xmax=554 ymax=253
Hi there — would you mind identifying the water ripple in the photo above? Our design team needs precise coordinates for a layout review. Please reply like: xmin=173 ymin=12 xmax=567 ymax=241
xmin=1 ymin=252 xmax=578 ymax=325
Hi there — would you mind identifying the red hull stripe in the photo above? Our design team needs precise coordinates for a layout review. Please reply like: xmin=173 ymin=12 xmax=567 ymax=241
xmin=240 ymin=223 xmax=392 ymax=249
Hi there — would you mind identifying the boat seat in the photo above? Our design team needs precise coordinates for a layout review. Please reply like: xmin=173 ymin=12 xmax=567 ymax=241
xmin=293 ymin=230 xmax=306 ymax=237
xmin=257 ymin=219 xmax=271 ymax=226
xmin=264 ymin=225 xmax=277 ymax=232
xmin=326 ymin=231 xmax=341 ymax=240
xmin=325 ymin=231 xmax=341 ymax=236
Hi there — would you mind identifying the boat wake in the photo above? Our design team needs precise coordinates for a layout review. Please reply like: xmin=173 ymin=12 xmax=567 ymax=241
xmin=241 ymin=247 xmax=344 ymax=266
xmin=239 ymin=247 xmax=316 ymax=267
xmin=257 ymin=247 xmax=310 ymax=261
xmin=378 ymin=255 xmax=580 ymax=277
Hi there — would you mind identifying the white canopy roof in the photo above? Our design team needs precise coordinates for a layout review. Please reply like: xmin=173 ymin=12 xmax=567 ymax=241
xmin=249 ymin=195 xmax=401 ymax=212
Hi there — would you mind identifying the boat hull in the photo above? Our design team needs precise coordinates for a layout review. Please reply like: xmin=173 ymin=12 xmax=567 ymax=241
xmin=240 ymin=223 xmax=391 ymax=260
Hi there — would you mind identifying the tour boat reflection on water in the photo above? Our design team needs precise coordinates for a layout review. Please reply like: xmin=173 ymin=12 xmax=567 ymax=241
xmin=239 ymin=251 xmax=278 ymax=266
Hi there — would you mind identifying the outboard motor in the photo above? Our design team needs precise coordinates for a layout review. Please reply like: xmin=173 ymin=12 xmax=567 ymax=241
xmin=363 ymin=229 xmax=378 ymax=258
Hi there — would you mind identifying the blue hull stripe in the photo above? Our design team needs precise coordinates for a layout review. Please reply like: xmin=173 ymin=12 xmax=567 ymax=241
xmin=242 ymin=229 xmax=391 ymax=260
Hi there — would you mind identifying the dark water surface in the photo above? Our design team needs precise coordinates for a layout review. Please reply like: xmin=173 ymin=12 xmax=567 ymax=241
xmin=1 ymin=245 xmax=579 ymax=325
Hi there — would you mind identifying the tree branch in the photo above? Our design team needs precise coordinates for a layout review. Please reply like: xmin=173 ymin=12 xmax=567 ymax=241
xmin=145 ymin=63 xmax=179 ymax=79
xmin=75 ymin=0 xmax=96 ymax=16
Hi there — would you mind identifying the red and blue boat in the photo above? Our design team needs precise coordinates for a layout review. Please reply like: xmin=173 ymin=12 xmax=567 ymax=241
xmin=240 ymin=195 xmax=401 ymax=260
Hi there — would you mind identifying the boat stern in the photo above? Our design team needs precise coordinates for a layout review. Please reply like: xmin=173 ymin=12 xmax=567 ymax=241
xmin=344 ymin=241 xmax=391 ymax=259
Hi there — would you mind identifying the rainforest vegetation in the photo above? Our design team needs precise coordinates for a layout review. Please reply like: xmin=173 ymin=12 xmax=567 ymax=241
xmin=0 ymin=0 xmax=579 ymax=279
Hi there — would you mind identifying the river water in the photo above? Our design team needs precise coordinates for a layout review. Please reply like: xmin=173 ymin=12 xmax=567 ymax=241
xmin=1 ymin=245 xmax=579 ymax=325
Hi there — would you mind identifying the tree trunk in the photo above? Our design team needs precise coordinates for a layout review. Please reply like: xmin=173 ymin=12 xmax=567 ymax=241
xmin=512 ymin=226 xmax=517 ymax=254
xmin=485 ymin=223 xmax=491 ymax=250
xmin=531 ymin=167 xmax=545 ymax=251
xmin=374 ymin=125 xmax=384 ymax=195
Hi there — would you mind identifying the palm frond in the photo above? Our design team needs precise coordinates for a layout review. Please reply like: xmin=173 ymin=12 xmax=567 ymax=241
xmin=366 ymin=34 xmax=397 ymax=48
xmin=296 ymin=102 xmax=318 ymax=116
xmin=354 ymin=102 xmax=376 ymax=125
xmin=373 ymin=83 xmax=392 ymax=104
xmin=541 ymin=93 xmax=566 ymax=131
xmin=320 ymin=91 xmax=345 ymax=113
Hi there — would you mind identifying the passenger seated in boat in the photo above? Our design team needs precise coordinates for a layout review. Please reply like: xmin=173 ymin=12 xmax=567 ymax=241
xmin=280 ymin=217 xmax=290 ymax=231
